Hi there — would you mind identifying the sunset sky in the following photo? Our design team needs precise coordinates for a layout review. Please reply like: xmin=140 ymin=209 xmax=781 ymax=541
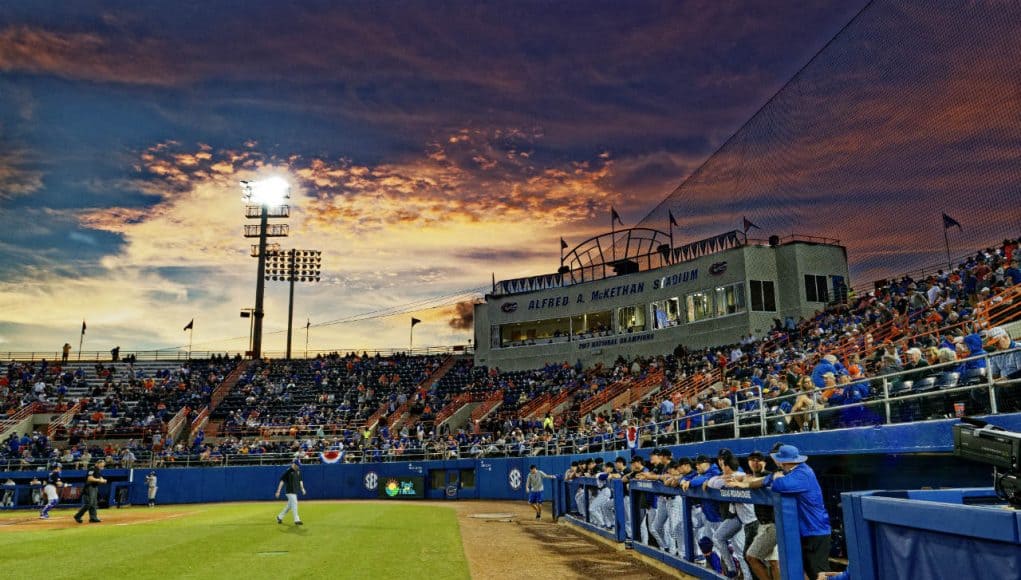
xmin=1 ymin=1 xmax=1018 ymax=355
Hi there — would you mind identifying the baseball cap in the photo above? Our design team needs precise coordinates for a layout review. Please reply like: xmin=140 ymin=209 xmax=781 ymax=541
xmin=747 ymin=451 xmax=765 ymax=461
xmin=695 ymin=454 xmax=711 ymax=465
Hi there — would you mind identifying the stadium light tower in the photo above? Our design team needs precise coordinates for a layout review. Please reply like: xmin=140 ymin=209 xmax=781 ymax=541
xmin=265 ymin=249 xmax=322 ymax=359
xmin=241 ymin=177 xmax=291 ymax=359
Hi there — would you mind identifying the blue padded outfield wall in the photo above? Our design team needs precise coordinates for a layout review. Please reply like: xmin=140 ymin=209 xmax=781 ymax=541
xmin=97 ymin=414 xmax=1021 ymax=505
xmin=3 ymin=414 xmax=1020 ymax=507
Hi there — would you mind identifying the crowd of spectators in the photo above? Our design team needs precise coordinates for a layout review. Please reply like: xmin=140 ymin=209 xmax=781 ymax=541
xmin=0 ymin=239 xmax=1018 ymax=471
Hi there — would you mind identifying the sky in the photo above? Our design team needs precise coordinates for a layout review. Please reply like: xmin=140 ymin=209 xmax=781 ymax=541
xmin=0 ymin=1 xmax=1017 ymax=355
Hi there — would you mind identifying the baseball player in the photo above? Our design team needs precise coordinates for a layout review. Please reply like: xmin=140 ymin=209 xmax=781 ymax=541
xmin=525 ymin=464 xmax=556 ymax=520
xmin=145 ymin=471 xmax=158 ymax=507
xmin=275 ymin=460 xmax=306 ymax=525
xmin=39 ymin=464 xmax=63 ymax=519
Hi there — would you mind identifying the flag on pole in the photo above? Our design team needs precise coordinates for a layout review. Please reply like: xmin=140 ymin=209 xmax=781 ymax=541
xmin=411 ymin=317 xmax=421 ymax=327
xmin=183 ymin=319 xmax=193 ymax=331
xmin=669 ymin=210 xmax=679 ymax=228
xmin=742 ymin=217 xmax=761 ymax=233
xmin=942 ymin=212 xmax=962 ymax=230
xmin=81 ymin=320 xmax=87 ymax=335
xmin=560 ymin=237 xmax=568 ymax=250
xmin=306 ymin=318 xmax=311 ymax=330
xmin=611 ymin=207 xmax=624 ymax=226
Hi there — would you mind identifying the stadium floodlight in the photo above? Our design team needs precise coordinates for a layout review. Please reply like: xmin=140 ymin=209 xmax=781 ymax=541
xmin=241 ymin=177 xmax=291 ymax=359
xmin=262 ymin=247 xmax=322 ymax=359
xmin=240 ymin=176 xmax=291 ymax=206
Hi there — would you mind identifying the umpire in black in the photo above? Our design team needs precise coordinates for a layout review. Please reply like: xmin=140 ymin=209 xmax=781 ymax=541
xmin=74 ymin=459 xmax=107 ymax=523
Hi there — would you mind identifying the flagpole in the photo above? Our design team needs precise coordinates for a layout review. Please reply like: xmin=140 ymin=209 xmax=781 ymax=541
xmin=611 ymin=210 xmax=616 ymax=263
xmin=77 ymin=324 xmax=84 ymax=362
xmin=188 ymin=327 xmax=193 ymax=360
xmin=668 ymin=217 xmax=674 ymax=264
xmin=943 ymin=220 xmax=952 ymax=270
xmin=410 ymin=325 xmax=414 ymax=352
xmin=305 ymin=319 xmax=310 ymax=359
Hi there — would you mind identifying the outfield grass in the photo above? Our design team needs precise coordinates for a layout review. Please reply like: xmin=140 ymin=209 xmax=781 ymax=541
xmin=0 ymin=502 xmax=470 ymax=579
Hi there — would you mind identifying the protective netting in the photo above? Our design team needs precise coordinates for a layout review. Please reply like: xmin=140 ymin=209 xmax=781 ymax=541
xmin=639 ymin=0 xmax=1021 ymax=286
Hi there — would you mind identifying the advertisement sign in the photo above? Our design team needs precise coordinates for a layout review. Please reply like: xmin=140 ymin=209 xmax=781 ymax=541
xmin=378 ymin=476 xmax=425 ymax=499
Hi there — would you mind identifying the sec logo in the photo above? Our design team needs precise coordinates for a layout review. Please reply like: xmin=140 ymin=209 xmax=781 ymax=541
xmin=364 ymin=471 xmax=379 ymax=491
xmin=508 ymin=468 xmax=523 ymax=490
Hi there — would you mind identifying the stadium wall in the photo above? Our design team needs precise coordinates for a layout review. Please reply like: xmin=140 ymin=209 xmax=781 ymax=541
xmin=4 ymin=413 xmax=1010 ymax=507
xmin=476 ymin=240 xmax=849 ymax=370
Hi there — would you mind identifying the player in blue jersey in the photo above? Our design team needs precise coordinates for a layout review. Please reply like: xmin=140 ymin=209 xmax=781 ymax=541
xmin=39 ymin=464 xmax=62 ymax=519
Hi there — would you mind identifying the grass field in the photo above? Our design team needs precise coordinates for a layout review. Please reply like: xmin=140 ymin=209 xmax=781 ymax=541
xmin=0 ymin=502 xmax=470 ymax=579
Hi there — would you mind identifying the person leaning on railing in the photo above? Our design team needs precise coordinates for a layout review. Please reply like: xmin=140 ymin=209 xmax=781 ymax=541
xmin=984 ymin=327 xmax=1021 ymax=412
xmin=730 ymin=444 xmax=831 ymax=579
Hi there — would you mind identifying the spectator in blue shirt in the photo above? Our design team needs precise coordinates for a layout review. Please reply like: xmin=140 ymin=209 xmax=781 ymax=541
xmin=811 ymin=354 xmax=847 ymax=389
xmin=733 ymin=444 xmax=831 ymax=579
xmin=955 ymin=333 xmax=987 ymax=375
xmin=1005 ymin=258 xmax=1021 ymax=285
xmin=985 ymin=327 xmax=1021 ymax=380
xmin=985 ymin=327 xmax=1021 ymax=412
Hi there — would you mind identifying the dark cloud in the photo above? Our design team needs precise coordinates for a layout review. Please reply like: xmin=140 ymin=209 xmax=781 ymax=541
xmin=448 ymin=301 xmax=475 ymax=331
xmin=456 ymin=248 xmax=550 ymax=263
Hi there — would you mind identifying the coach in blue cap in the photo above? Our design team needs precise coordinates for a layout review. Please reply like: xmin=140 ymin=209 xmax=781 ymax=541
xmin=731 ymin=444 xmax=831 ymax=578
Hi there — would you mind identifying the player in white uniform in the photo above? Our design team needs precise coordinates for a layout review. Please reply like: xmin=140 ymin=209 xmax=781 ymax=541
xmin=39 ymin=464 xmax=63 ymax=519
xmin=145 ymin=471 xmax=158 ymax=507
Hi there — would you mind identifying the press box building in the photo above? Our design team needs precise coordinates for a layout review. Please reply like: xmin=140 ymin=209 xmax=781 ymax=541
xmin=473 ymin=228 xmax=849 ymax=371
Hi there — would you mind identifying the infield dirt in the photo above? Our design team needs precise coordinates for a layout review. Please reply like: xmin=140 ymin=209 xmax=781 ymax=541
xmin=454 ymin=500 xmax=691 ymax=579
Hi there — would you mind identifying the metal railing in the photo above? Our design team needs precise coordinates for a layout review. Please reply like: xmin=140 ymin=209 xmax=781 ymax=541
xmin=0 ymin=345 xmax=473 ymax=363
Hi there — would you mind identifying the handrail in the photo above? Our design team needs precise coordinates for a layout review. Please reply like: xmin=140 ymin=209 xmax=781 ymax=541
xmin=166 ymin=406 xmax=191 ymax=444
xmin=434 ymin=393 xmax=472 ymax=425
xmin=0 ymin=402 xmax=38 ymax=439
xmin=47 ymin=401 xmax=82 ymax=437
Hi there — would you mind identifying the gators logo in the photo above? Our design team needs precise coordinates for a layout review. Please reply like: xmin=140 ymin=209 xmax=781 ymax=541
xmin=709 ymin=261 xmax=727 ymax=275
xmin=501 ymin=302 xmax=518 ymax=313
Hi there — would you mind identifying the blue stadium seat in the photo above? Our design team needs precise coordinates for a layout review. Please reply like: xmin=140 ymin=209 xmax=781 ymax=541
xmin=963 ymin=368 xmax=987 ymax=385
xmin=889 ymin=380 xmax=913 ymax=396
xmin=937 ymin=372 xmax=960 ymax=389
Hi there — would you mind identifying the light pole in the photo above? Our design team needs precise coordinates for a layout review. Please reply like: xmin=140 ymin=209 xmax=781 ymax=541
xmin=241 ymin=177 xmax=290 ymax=360
xmin=239 ymin=308 xmax=255 ymax=356
xmin=265 ymin=249 xmax=322 ymax=359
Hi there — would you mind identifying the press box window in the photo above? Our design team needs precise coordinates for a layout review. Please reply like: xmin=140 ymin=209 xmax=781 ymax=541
xmin=571 ymin=310 xmax=612 ymax=335
xmin=686 ymin=291 xmax=712 ymax=322
xmin=714 ymin=284 xmax=745 ymax=316
xmin=617 ymin=305 xmax=646 ymax=332
xmin=749 ymin=280 xmax=776 ymax=312
xmin=651 ymin=298 xmax=681 ymax=329
xmin=804 ymin=274 xmax=829 ymax=303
